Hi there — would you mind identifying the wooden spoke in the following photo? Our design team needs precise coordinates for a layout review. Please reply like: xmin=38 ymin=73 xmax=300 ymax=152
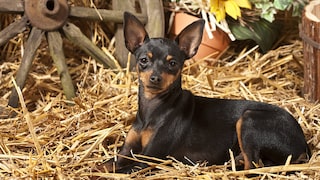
xmin=0 ymin=16 xmax=27 ymax=47
xmin=8 ymin=27 xmax=44 ymax=107
xmin=47 ymin=31 xmax=76 ymax=101
xmin=62 ymin=22 xmax=118 ymax=69
xmin=69 ymin=6 xmax=147 ymax=24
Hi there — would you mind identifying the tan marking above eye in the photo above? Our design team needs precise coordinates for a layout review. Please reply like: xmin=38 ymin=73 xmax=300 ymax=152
xmin=147 ymin=52 xmax=153 ymax=59
xmin=166 ymin=55 xmax=173 ymax=61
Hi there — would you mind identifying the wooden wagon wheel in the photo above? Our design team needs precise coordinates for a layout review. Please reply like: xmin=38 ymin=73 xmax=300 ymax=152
xmin=112 ymin=0 xmax=165 ymax=68
xmin=0 ymin=0 xmax=164 ymax=108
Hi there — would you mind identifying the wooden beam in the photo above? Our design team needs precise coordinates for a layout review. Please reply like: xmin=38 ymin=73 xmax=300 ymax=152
xmin=69 ymin=7 xmax=147 ymax=24
xmin=140 ymin=0 xmax=164 ymax=38
xmin=0 ymin=0 xmax=24 ymax=13
xmin=112 ymin=0 xmax=136 ymax=68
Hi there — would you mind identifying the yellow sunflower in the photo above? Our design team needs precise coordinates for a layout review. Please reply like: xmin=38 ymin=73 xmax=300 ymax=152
xmin=210 ymin=0 xmax=252 ymax=22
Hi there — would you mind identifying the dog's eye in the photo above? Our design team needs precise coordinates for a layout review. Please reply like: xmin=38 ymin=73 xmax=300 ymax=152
xmin=169 ymin=60 xmax=177 ymax=67
xmin=139 ymin=58 xmax=149 ymax=65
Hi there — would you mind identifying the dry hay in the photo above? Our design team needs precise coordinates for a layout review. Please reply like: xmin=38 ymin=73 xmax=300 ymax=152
xmin=1 ymin=9 xmax=320 ymax=180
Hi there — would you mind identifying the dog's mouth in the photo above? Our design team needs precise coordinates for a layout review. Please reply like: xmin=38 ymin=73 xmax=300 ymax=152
xmin=143 ymin=85 xmax=165 ymax=99
xmin=146 ymin=85 xmax=162 ymax=91
xmin=144 ymin=84 xmax=165 ymax=94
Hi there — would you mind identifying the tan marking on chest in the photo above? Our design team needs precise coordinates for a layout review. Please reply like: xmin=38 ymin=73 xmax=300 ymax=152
xmin=125 ymin=128 xmax=140 ymax=145
xmin=141 ymin=128 xmax=154 ymax=148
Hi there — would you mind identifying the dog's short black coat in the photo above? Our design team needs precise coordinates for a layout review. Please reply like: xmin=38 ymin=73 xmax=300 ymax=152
xmin=100 ymin=12 xmax=311 ymax=173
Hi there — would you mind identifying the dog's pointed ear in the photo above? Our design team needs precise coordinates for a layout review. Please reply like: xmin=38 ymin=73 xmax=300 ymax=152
xmin=123 ymin=12 xmax=149 ymax=53
xmin=175 ymin=20 xmax=205 ymax=59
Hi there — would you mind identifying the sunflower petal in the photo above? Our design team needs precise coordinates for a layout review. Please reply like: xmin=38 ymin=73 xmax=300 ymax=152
xmin=225 ymin=0 xmax=241 ymax=20
xmin=234 ymin=0 xmax=252 ymax=9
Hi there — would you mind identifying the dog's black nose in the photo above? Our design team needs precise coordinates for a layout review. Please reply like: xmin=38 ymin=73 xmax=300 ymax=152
xmin=150 ymin=75 xmax=162 ymax=84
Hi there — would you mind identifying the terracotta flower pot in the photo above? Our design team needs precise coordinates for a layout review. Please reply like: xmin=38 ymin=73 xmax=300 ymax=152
xmin=170 ymin=12 xmax=230 ymax=59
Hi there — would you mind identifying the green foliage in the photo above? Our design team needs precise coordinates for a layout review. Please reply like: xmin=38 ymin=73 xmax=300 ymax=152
xmin=250 ymin=0 xmax=307 ymax=22
xmin=229 ymin=19 xmax=280 ymax=53
xmin=274 ymin=0 xmax=292 ymax=10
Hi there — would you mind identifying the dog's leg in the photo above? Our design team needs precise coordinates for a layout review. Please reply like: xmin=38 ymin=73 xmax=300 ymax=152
xmin=236 ymin=109 xmax=309 ymax=170
xmin=236 ymin=118 xmax=260 ymax=169
xmin=98 ymin=127 xmax=142 ymax=173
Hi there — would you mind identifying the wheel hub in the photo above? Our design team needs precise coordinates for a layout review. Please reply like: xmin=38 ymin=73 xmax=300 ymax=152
xmin=24 ymin=0 xmax=69 ymax=31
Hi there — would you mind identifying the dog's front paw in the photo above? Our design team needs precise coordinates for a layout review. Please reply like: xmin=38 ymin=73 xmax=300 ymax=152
xmin=116 ymin=162 xmax=148 ymax=174
xmin=234 ymin=153 xmax=244 ymax=167
xmin=93 ymin=159 xmax=116 ymax=173
xmin=89 ymin=160 xmax=116 ymax=180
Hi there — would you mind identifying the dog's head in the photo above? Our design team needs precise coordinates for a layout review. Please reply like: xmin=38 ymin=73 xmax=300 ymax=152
xmin=123 ymin=12 xmax=204 ymax=99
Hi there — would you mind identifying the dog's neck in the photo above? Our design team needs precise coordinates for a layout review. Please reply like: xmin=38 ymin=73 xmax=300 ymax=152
xmin=137 ymin=77 xmax=183 ymax=121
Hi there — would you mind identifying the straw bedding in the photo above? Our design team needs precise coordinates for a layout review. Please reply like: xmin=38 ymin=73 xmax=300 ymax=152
xmin=1 ymin=9 xmax=320 ymax=180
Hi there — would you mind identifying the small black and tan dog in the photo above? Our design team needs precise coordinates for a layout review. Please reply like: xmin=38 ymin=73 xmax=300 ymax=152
xmin=102 ymin=12 xmax=311 ymax=173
